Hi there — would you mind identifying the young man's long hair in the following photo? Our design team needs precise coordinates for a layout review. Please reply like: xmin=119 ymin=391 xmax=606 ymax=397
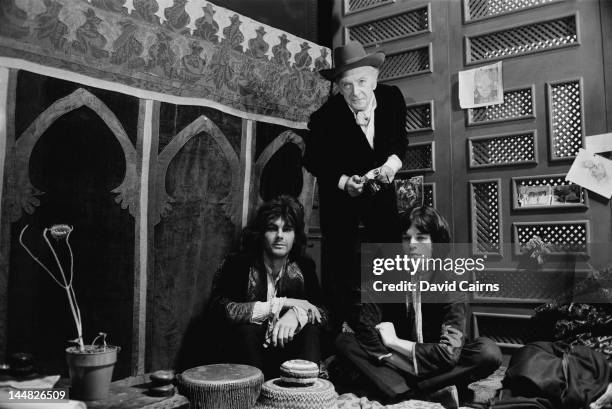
xmin=400 ymin=206 xmax=451 ymax=258
xmin=243 ymin=195 xmax=307 ymax=260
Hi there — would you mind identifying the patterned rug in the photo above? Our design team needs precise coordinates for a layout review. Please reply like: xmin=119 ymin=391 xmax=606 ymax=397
xmin=337 ymin=393 xmax=480 ymax=409
xmin=337 ymin=393 xmax=445 ymax=409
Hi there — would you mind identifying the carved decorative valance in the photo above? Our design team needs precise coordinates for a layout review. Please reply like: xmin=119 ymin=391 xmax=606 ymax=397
xmin=0 ymin=0 xmax=332 ymax=128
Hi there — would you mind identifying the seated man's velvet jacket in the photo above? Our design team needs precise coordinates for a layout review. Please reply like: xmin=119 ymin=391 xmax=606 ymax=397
xmin=210 ymin=253 xmax=327 ymax=325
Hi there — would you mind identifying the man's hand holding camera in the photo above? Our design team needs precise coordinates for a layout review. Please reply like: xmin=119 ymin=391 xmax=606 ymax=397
xmin=345 ymin=175 xmax=365 ymax=197
xmin=345 ymin=165 xmax=397 ymax=198
xmin=365 ymin=165 xmax=395 ymax=184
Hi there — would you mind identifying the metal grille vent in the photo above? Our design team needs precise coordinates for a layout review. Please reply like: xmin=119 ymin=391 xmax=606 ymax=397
xmin=468 ymin=87 xmax=533 ymax=125
xmin=406 ymin=102 xmax=433 ymax=133
xmin=467 ymin=16 xmax=578 ymax=63
xmin=466 ymin=0 xmax=561 ymax=22
xmin=401 ymin=142 xmax=434 ymax=173
xmin=470 ymin=180 xmax=502 ymax=256
xmin=470 ymin=132 xmax=536 ymax=168
xmin=549 ymin=80 xmax=583 ymax=160
xmin=514 ymin=221 xmax=589 ymax=255
xmin=346 ymin=0 xmax=393 ymax=14
xmin=475 ymin=315 xmax=534 ymax=346
xmin=347 ymin=7 xmax=429 ymax=46
xmin=475 ymin=270 xmax=574 ymax=301
xmin=424 ymin=183 xmax=435 ymax=207
xmin=379 ymin=47 xmax=430 ymax=81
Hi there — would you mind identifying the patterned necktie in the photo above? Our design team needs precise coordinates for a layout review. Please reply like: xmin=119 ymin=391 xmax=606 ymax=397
xmin=356 ymin=110 xmax=370 ymax=127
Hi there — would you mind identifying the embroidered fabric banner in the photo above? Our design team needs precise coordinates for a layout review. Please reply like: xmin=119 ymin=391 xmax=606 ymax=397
xmin=0 ymin=0 xmax=332 ymax=128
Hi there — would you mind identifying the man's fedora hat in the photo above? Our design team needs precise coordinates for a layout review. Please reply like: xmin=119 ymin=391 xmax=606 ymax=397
xmin=319 ymin=41 xmax=385 ymax=81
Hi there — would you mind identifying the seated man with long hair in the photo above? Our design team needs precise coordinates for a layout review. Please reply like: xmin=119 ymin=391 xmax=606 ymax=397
xmin=335 ymin=206 xmax=502 ymax=403
xmin=210 ymin=195 xmax=326 ymax=378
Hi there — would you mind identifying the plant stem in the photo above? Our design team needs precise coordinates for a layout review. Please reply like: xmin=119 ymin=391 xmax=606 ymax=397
xmin=20 ymin=225 xmax=85 ymax=350
xmin=65 ymin=287 xmax=84 ymax=351
xmin=43 ymin=230 xmax=84 ymax=351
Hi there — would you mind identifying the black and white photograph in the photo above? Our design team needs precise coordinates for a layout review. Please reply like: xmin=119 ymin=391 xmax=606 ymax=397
xmin=458 ymin=62 xmax=504 ymax=108
xmin=517 ymin=185 xmax=552 ymax=207
xmin=395 ymin=176 xmax=424 ymax=213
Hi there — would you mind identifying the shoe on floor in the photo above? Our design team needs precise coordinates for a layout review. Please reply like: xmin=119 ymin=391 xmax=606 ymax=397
xmin=425 ymin=385 xmax=459 ymax=409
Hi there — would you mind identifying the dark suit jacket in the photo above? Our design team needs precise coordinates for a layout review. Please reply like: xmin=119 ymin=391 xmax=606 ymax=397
xmin=304 ymin=84 xmax=407 ymax=229
xmin=348 ymin=293 xmax=468 ymax=378
xmin=209 ymin=253 xmax=326 ymax=325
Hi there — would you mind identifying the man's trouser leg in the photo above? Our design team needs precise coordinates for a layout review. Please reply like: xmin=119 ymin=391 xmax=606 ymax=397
xmin=416 ymin=337 xmax=502 ymax=392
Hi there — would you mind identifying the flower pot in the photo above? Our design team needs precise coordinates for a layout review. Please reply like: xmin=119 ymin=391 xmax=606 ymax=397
xmin=66 ymin=345 xmax=120 ymax=400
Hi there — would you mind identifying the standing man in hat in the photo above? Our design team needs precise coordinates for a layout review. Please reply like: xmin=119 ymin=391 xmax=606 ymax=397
xmin=304 ymin=41 xmax=407 ymax=330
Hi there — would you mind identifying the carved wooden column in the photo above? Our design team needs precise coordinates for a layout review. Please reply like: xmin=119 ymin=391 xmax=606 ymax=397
xmin=0 ymin=67 xmax=17 ymax=362
xmin=132 ymin=99 xmax=159 ymax=375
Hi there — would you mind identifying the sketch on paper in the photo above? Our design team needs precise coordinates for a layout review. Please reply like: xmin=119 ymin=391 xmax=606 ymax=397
xmin=566 ymin=149 xmax=612 ymax=199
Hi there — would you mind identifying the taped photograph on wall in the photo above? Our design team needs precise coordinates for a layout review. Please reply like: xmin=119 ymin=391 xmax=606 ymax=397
xmin=459 ymin=62 xmax=504 ymax=108
xmin=395 ymin=176 xmax=423 ymax=213
xmin=517 ymin=185 xmax=552 ymax=207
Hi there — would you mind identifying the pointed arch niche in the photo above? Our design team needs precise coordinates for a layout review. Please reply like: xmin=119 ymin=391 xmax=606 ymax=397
xmin=251 ymin=130 xmax=317 ymax=233
xmin=4 ymin=82 xmax=138 ymax=378
xmin=149 ymin=111 xmax=242 ymax=371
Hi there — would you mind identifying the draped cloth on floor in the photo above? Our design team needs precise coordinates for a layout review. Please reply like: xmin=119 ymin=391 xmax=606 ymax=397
xmin=491 ymin=341 xmax=611 ymax=409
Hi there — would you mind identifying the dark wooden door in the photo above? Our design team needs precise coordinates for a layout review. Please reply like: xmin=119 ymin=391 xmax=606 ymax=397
xmin=332 ymin=0 xmax=612 ymax=350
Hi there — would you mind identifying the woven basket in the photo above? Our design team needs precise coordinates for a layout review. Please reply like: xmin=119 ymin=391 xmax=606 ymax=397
xmin=177 ymin=364 xmax=264 ymax=409
xmin=280 ymin=359 xmax=319 ymax=385
xmin=254 ymin=378 xmax=337 ymax=409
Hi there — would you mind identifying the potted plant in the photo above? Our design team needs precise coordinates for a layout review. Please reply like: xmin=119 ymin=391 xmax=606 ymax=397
xmin=19 ymin=224 xmax=120 ymax=400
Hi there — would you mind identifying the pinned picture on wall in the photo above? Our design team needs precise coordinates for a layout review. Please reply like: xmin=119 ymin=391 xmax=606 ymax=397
xmin=459 ymin=62 xmax=504 ymax=108
xmin=566 ymin=149 xmax=612 ymax=199
xmin=551 ymin=184 xmax=582 ymax=205
xmin=394 ymin=176 xmax=423 ymax=213
xmin=517 ymin=185 xmax=553 ymax=207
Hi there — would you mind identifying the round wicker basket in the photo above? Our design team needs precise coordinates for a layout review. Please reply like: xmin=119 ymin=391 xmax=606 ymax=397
xmin=254 ymin=378 xmax=337 ymax=409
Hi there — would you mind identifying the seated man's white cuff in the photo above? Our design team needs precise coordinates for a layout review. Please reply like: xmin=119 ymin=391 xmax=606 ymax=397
xmin=338 ymin=174 xmax=349 ymax=191
xmin=270 ymin=297 xmax=285 ymax=318
xmin=251 ymin=301 xmax=270 ymax=323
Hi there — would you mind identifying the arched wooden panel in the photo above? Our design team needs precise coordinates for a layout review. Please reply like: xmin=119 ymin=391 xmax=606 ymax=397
xmin=7 ymin=87 xmax=136 ymax=378
xmin=9 ymin=88 xmax=137 ymax=221
xmin=154 ymin=115 xmax=241 ymax=225
xmin=251 ymin=130 xmax=316 ymax=233
xmin=149 ymin=114 xmax=241 ymax=371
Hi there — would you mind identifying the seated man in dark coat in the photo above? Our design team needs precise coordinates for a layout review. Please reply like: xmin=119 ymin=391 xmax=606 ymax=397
xmin=335 ymin=206 xmax=502 ymax=403
xmin=210 ymin=195 xmax=326 ymax=378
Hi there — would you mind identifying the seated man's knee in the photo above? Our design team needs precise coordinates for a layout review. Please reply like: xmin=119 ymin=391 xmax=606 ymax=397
xmin=334 ymin=332 xmax=357 ymax=357
xmin=473 ymin=337 xmax=502 ymax=374
xmin=334 ymin=332 xmax=363 ymax=357
xmin=232 ymin=323 xmax=264 ymax=343
xmin=297 ymin=322 xmax=320 ymax=340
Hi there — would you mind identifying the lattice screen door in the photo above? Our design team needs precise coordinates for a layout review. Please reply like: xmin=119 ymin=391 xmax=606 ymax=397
xmin=331 ymin=0 xmax=612 ymax=349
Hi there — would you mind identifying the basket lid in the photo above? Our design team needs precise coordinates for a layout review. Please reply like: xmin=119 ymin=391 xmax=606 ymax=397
xmin=180 ymin=364 xmax=263 ymax=386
